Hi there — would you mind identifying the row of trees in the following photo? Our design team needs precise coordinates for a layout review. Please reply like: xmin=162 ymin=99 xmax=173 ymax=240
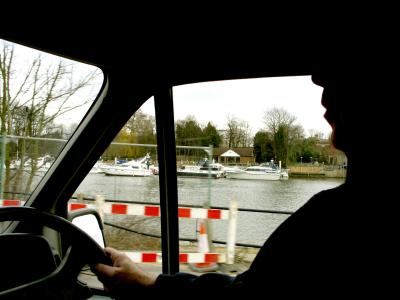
xmin=101 ymin=113 xmax=255 ymax=162
xmin=168 ymin=108 xmax=329 ymax=167
xmin=101 ymin=110 xmax=157 ymax=160
xmin=104 ymin=108 xmax=330 ymax=168
xmin=102 ymin=113 xmax=254 ymax=161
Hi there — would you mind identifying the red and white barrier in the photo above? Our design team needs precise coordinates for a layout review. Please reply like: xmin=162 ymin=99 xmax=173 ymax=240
xmin=1 ymin=200 xmax=229 ymax=224
xmin=0 ymin=199 xmax=23 ymax=206
xmin=1 ymin=198 xmax=237 ymax=265
xmin=123 ymin=251 xmax=226 ymax=264
xmin=69 ymin=201 xmax=229 ymax=220
xmin=1 ymin=199 xmax=229 ymax=220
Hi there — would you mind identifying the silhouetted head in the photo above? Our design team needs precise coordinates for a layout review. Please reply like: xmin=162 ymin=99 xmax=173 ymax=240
xmin=312 ymin=72 xmax=351 ymax=154
xmin=310 ymin=42 xmax=395 ymax=186
xmin=311 ymin=64 xmax=382 ymax=159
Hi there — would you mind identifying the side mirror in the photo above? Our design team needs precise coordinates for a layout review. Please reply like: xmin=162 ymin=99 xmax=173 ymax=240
xmin=68 ymin=208 xmax=105 ymax=248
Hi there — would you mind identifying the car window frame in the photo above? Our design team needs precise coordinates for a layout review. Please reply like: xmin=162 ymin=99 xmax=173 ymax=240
xmin=15 ymin=60 xmax=183 ymax=276
xmin=154 ymin=86 xmax=180 ymax=274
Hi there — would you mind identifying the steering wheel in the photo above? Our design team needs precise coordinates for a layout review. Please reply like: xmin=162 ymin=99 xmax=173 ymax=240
xmin=0 ymin=206 xmax=111 ymax=299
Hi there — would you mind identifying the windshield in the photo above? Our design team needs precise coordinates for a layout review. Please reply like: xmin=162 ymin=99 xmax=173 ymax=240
xmin=0 ymin=38 xmax=103 ymax=203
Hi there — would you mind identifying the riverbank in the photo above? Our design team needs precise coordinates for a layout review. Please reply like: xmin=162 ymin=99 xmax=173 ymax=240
xmin=288 ymin=165 xmax=346 ymax=178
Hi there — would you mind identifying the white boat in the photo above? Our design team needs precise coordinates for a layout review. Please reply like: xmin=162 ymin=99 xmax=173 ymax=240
xmin=177 ymin=161 xmax=226 ymax=179
xmin=280 ymin=169 xmax=289 ymax=180
xmin=226 ymin=165 xmax=281 ymax=180
xmin=226 ymin=160 xmax=288 ymax=181
xmin=10 ymin=155 xmax=53 ymax=173
xmin=100 ymin=153 xmax=154 ymax=177
xmin=223 ymin=165 xmax=243 ymax=174
xmin=89 ymin=160 xmax=107 ymax=174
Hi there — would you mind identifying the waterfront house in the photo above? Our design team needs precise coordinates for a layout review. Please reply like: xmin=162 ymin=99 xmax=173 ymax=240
xmin=213 ymin=147 xmax=255 ymax=165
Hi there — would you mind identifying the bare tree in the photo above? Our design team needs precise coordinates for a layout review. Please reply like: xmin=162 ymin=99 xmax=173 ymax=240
xmin=263 ymin=107 xmax=296 ymax=135
xmin=308 ymin=129 xmax=325 ymax=139
xmin=225 ymin=115 xmax=252 ymax=148
xmin=0 ymin=40 xmax=101 ymax=198
xmin=263 ymin=107 xmax=298 ymax=166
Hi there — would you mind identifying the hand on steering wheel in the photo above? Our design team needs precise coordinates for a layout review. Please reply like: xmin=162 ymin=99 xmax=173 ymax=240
xmin=0 ymin=206 xmax=111 ymax=299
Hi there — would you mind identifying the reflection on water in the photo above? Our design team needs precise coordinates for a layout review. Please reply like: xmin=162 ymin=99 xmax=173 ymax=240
xmin=75 ymin=175 xmax=344 ymax=246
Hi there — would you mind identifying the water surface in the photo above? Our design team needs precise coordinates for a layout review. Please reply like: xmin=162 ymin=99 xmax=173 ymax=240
xmin=75 ymin=175 xmax=344 ymax=246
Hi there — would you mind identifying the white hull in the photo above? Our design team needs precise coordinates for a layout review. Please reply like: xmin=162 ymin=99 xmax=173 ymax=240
xmin=226 ymin=164 xmax=285 ymax=181
xmin=177 ymin=163 xmax=226 ymax=179
xmin=132 ymin=169 xmax=153 ymax=177
xmin=101 ymin=166 xmax=153 ymax=176
xmin=101 ymin=166 xmax=134 ymax=176
xmin=227 ymin=171 xmax=281 ymax=181
xmin=177 ymin=169 xmax=225 ymax=179
xmin=100 ymin=164 xmax=153 ymax=177
xmin=100 ymin=153 xmax=154 ymax=177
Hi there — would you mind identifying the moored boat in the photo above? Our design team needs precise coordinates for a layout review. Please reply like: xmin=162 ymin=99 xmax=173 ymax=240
xmin=177 ymin=160 xmax=226 ymax=179
xmin=100 ymin=153 xmax=154 ymax=177
xmin=226 ymin=160 xmax=288 ymax=181
xmin=226 ymin=165 xmax=281 ymax=180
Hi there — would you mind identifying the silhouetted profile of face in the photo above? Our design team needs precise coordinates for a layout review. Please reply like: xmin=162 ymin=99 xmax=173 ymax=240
xmin=312 ymin=72 xmax=362 ymax=156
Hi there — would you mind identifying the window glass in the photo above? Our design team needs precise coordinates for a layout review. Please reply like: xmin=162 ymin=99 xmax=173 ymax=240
xmin=0 ymin=38 xmax=103 ymax=203
xmin=70 ymin=76 xmax=347 ymax=288
xmin=168 ymin=77 xmax=346 ymax=276
xmin=71 ymin=99 xmax=162 ymax=286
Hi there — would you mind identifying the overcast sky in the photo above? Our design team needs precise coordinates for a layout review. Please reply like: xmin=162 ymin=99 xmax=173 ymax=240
xmin=141 ymin=76 xmax=331 ymax=138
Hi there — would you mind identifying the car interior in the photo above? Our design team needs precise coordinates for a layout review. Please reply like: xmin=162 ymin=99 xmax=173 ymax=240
xmin=0 ymin=28 xmax=332 ymax=299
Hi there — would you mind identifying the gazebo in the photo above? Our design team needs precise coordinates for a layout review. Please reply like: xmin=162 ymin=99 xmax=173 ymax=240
xmin=220 ymin=149 xmax=240 ymax=164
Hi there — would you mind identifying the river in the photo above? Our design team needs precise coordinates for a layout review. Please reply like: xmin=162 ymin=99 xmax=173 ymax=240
xmin=75 ymin=174 xmax=344 ymax=247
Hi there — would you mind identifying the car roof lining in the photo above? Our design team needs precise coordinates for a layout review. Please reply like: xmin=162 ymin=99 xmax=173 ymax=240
xmin=0 ymin=31 xmax=314 ymax=86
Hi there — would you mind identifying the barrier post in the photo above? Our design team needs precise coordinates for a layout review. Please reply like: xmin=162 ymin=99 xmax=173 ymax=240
xmin=95 ymin=195 xmax=105 ymax=222
xmin=226 ymin=199 xmax=238 ymax=264
xmin=204 ymin=144 xmax=215 ymax=252
xmin=0 ymin=135 xmax=6 ymax=200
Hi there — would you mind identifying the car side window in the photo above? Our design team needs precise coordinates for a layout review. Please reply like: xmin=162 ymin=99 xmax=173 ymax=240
xmin=70 ymin=98 xmax=164 ymax=285
xmin=0 ymin=37 xmax=102 ymax=224
xmin=169 ymin=77 xmax=346 ymax=276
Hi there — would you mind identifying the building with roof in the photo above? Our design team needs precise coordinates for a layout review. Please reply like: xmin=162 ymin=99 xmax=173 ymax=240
xmin=212 ymin=147 xmax=255 ymax=165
